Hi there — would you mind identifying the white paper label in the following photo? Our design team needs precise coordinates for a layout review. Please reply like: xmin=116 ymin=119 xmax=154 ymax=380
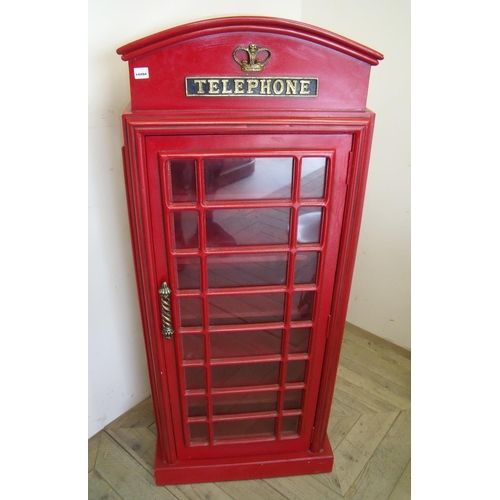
xmin=134 ymin=67 xmax=149 ymax=79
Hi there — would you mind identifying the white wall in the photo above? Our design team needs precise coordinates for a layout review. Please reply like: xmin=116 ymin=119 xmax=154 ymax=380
xmin=88 ymin=0 xmax=410 ymax=438
xmin=302 ymin=0 xmax=411 ymax=348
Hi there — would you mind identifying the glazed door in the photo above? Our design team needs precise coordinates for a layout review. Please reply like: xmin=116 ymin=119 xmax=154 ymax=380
xmin=147 ymin=133 xmax=352 ymax=461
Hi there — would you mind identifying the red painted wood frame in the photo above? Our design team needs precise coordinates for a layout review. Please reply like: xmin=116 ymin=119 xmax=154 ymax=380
xmin=118 ymin=16 xmax=382 ymax=485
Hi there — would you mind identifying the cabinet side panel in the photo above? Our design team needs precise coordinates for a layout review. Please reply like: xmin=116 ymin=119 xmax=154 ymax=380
xmin=310 ymin=116 xmax=375 ymax=451
xmin=122 ymin=118 xmax=178 ymax=464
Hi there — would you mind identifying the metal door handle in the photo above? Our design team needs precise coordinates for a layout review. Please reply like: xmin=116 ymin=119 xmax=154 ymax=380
xmin=158 ymin=282 xmax=174 ymax=339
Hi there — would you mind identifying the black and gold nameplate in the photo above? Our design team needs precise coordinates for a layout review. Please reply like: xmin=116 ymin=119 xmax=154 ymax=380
xmin=185 ymin=77 xmax=318 ymax=97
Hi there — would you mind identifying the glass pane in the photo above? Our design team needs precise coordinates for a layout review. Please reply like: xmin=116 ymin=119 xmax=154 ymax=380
xmin=282 ymin=416 xmax=300 ymax=436
xmin=182 ymin=334 xmax=204 ymax=361
xmin=209 ymin=293 xmax=285 ymax=326
xmin=179 ymin=297 xmax=203 ymax=327
xmin=172 ymin=211 xmax=199 ymax=249
xmin=286 ymin=360 xmax=307 ymax=384
xmin=296 ymin=207 xmax=323 ymax=244
xmin=189 ymin=423 xmax=208 ymax=444
xmin=283 ymin=389 xmax=304 ymax=410
xmin=214 ymin=418 xmax=276 ymax=441
xmin=207 ymin=253 xmax=287 ymax=288
xmin=294 ymin=252 xmax=319 ymax=284
xmin=213 ymin=392 xmax=278 ymax=415
xmin=184 ymin=367 xmax=205 ymax=390
xmin=211 ymin=362 xmax=280 ymax=388
xmin=300 ymin=157 xmax=327 ymax=199
xmin=170 ymin=160 xmax=197 ymax=203
xmin=206 ymin=208 xmax=290 ymax=247
xmin=204 ymin=157 xmax=293 ymax=201
xmin=211 ymin=330 xmax=283 ymax=359
xmin=288 ymin=328 xmax=310 ymax=354
xmin=187 ymin=396 xmax=207 ymax=417
xmin=291 ymin=292 xmax=315 ymax=321
xmin=176 ymin=256 xmax=201 ymax=290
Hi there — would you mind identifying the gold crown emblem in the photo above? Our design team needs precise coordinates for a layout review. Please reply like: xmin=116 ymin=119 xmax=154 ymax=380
xmin=233 ymin=44 xmax=271 ymax=72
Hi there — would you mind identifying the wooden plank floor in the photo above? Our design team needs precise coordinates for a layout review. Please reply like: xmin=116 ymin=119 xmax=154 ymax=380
xmin=89 ymin=323 xmax=410 ymax=499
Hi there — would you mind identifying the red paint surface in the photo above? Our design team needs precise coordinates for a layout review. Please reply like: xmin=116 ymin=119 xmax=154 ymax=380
xmin=118 ymin=16 xmax=381 ymax=485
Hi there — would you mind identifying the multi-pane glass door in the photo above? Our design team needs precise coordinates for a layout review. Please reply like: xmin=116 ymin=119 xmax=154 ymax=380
xmin=153 ymin=137 xmax=350 ymax=460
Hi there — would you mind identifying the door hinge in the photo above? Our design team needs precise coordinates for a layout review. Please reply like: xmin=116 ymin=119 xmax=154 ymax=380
xmin=325 ymin=315 xmax=332 ymax=338
xmin=346 ymin=151 xmax=353 ymax=185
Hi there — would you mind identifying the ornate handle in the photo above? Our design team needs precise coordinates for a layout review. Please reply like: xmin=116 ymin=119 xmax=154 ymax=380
xmin=158 ymin=282 xmax=174 ymax=340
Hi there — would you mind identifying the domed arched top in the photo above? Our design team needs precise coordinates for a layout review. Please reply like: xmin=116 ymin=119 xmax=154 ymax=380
xmin=117 ymin=16 xmax=384 ymax=66
xmin=117 ymin=16 xmax=383 ymax=112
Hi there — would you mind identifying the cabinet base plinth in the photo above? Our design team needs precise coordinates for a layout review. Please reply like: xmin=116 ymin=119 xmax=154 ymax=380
xmin=154 ymin=438 xmax=333 ymax=485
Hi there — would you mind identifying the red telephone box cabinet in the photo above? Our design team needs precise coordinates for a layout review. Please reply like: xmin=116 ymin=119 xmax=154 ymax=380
xmin=117 ymin=16 xmax=383 ymax=485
